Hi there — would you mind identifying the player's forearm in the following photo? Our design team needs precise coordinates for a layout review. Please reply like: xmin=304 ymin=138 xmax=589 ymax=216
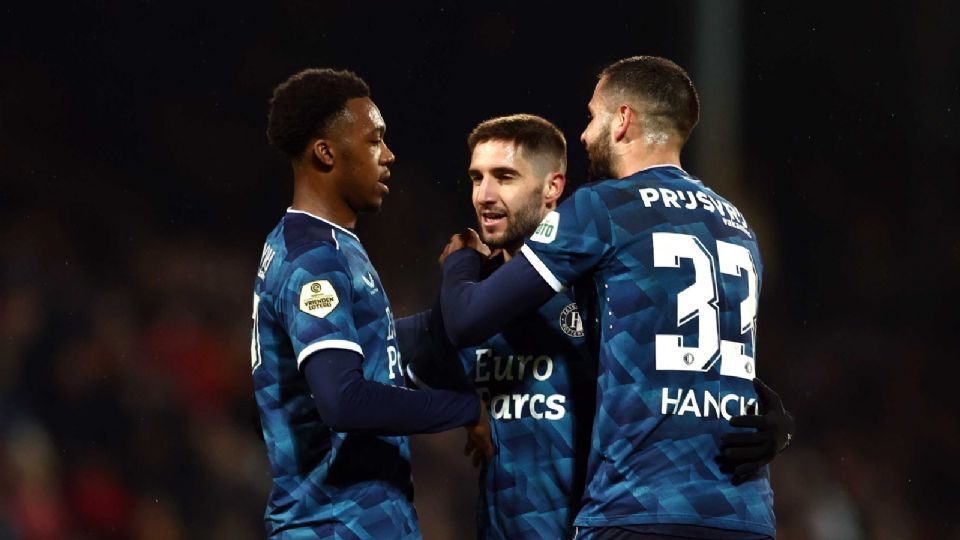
xmin=303 ymin=348 xmax=480 ymax=435
xmin=396 ymin=310 xmax=433 ymax=388
xmin=440 ymin=248 xmax=556 ymax=347
xmin=396 ymin=310 xmax=431 ymax=361
xmin=398 ymin=299 xmax=473 ymax=391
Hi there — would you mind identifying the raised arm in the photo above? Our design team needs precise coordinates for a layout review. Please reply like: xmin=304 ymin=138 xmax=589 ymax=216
xmin=439 ymin=243 xmax=556 ymax=348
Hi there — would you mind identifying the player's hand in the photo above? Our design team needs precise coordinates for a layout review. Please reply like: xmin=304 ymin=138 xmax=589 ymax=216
xmin=439 ymin=228 xmax=491 ymax=265
xmin=719 ymin=377 xmax=795 ymax=485
xmin=463 ymin=399 xmax=493 ymax=468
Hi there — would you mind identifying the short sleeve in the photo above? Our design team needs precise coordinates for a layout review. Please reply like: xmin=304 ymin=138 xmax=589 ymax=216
xmin=278 ymin=244 xmax=361 ymax=368
xmin=520 ymin=186 xmax=614 ymax=291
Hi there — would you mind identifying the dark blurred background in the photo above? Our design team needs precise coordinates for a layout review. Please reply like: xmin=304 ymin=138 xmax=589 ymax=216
xmin=1 ymin=2 xmax=958 ymax=539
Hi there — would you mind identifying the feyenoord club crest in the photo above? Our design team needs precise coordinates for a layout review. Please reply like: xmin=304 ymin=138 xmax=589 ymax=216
xmin=559 ymin=303 xmax=584 ymax=337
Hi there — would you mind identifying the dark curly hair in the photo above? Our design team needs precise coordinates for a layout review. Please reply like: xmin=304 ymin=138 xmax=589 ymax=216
xmin=266 ymin=68 xmax=370 ymax=158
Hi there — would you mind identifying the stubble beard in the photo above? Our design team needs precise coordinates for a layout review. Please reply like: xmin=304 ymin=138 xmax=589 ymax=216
xmin=586 ymin=124 xmax=617 ymax=181
xmin=478 ymin=193 xmax=545 ymax=254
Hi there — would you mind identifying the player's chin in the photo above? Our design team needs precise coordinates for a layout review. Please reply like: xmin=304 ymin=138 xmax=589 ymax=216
xmin=480 ymin=230 xmax=504 ymax=247
xmin=480 ymin=219 xmax=506 ymax=237
xmin=359 ymin=195 xmax=385 ymax=213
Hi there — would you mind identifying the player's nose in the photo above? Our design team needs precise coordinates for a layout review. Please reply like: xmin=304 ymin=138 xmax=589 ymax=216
xmin=474 ymin=176 xmax=498 ymax=202
xmin=380 ymin=140 xmax=396 ymax=165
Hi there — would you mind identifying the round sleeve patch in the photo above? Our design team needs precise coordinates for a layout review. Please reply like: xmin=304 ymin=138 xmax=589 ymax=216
xmin=299 ymin=280 xmax=340 ymax=318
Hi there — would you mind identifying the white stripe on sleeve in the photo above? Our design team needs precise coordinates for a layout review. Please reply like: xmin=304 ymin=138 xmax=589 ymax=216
xmin=297 ymin=339 xmax=364 ymax=368
xmin=520 ymin=244 xmax=565 ymax=293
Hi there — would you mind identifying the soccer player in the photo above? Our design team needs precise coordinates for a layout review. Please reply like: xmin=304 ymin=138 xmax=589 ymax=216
xmin=400 ymin=114 xmax=597 ymax=539
xmin=439 ymin=57 xmax=780 ymax=539
xmin=251 ymin=68 xmax=490 ymax=539
xmin=406 ymin=110 xmax=790 ymax=536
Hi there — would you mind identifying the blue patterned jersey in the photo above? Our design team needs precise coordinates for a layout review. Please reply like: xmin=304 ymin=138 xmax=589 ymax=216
xmin=520 ymin=165 xmax=775 ymax=537
xmin=409 ymin=277 xmax=595 ymax=540
xmin=251 ymin=209 xmax=420 ymax=539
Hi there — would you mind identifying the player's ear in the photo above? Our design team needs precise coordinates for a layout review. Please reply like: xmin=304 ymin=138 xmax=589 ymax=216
xmin=613 ymin=105 xmax=632 ymax=141
xmin=311 ymin=139 xmax=335 ymax=168
xmin=544 ymin=172 xmax=565 ymax=206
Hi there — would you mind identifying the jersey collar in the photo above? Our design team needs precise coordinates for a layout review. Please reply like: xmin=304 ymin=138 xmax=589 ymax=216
xmin=632 ymin=164 xmax=703 ymax=186
xmin=286 ymin=208 xmax=360 ymax=242
xmin=635 ymin=163 xmax=687 ymax=174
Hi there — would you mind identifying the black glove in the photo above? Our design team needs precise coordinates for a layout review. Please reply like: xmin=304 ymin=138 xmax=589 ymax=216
xmin=719 ymin=377 xmax=795 ymax=485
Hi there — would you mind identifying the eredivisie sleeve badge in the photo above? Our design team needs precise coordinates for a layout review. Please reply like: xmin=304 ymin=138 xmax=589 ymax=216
xmin=299 ymin=280 xmax=340 ymax=318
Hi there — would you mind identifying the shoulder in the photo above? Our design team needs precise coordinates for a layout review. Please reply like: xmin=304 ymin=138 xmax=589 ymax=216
xmin=281 ymin=212 xmax=339 ymax=252
xmin=556 ymin=181 xmax=616 ymax=220
xmin=276 ymin=214 xmax=352 ymax=278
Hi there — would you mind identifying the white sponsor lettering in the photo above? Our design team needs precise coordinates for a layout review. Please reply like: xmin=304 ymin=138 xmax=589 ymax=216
xmin=512 ymin=394 xmax=531 ymax=418
xmin=385 ymin=307 xmax=396 ymax=340
xmin=516 ymin=355 xmax=533 ymax=379
xmin=532 ymin=355 xmax=553 ymax=381
xmin=494 ymin=355 xmax=514 ymax=381
xmin=529 ymin=394 xmax=545 ymax=420
xmin=387 ymin=345 xmax=400 ymax=380
xmin=491 ymin=394 xmax=511 ymax=419
xmin=485 ymin=392 xmax=566 ymax=421
xmin=474 ymin=352 xmax=554 ymax=383
xmin=475 ymin=349 xmax=491 ymax=382
xmin=545 ymin=394 xmax=566 ymax=420
xmin=472 ymin=352 xmax=565 ymax=421
xmin=529 ymin=211 xmax=560 ymax=243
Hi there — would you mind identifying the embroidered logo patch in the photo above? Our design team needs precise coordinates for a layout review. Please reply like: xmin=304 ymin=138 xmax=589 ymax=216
xmin=529 ymin=211 xmax=559 ymax=243
xmin=559 ymin=302 xmax=584 ymax=337
xmin=299 ymin=280 xmax=339 ymax=318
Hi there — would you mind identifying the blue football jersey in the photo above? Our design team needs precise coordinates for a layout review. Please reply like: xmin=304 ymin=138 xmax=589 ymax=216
xmin=520 ymin=166 xmax=775 ymax=537
xmin=474 ymin=289 xmax=597 ymax=540
xmin=252 ymin=209 xmax=420 ymax=539
xmin=411 ymin=288 xmax=595 ymax=540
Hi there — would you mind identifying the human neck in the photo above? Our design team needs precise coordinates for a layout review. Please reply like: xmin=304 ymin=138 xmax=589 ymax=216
xmin=615 ymin=144 xmax=683 ymax=178
xmin=290 ymin=168 xmax=358 ymax=229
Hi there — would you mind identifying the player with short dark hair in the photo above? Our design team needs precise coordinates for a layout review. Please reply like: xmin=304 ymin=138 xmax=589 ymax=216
xmin=252 ymin=67 xmax=490 ymax=539
xmin=466 ymin=113 xmax=568 ymax=252
xmin=439 ymin=56 xmax=782 ymax=538
xmin=406 ymin=109 xmax=790 ymax=537
xmin=467 ymin=113 xmax=567 ymax=175
xmin=401 ymin=113 xmax=596 ymax=539
xmin=600 ymin=56 xmax=700 ymax=136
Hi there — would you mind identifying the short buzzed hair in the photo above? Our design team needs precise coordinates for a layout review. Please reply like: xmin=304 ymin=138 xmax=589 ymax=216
xmin=467 ymin=114 xmax=567 ymax=174
xmin=599 ymin=56 xmax=700 ymax=143
xmin=267 ymin=68 xmax=370 ymax=158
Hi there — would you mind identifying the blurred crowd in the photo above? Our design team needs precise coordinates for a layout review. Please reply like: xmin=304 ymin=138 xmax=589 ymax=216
xmin=0 ymin=207 xmax=267 ymax=539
